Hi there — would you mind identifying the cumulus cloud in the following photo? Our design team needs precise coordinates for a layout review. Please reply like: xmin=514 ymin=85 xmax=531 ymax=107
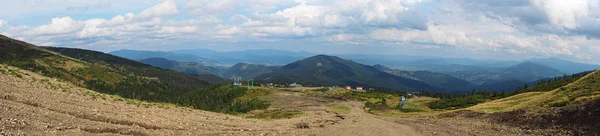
xmin=31 ymin=17 xmax=85 ymax=35
xmin=136 ymin=0 xmax=179 ymax=20
xmin=159 ymin=26 xmax=198 ymax=34
xmin=530 ymin=0 xmax=590 ymax=29
xmin=1 ymin=0 xmax=599 ymax=63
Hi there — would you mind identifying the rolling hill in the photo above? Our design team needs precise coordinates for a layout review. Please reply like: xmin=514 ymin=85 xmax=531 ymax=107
xmin=139 ymin=57 xmax=226 ymax=76
xmin=424 ymin=61 xmax=565 ymax=85
xmin=223 ymin=63 xmax=278 ymax=79
xmin=373 ymin=64 xmax=475 ymax=92
xmin=255 ymin=55 xmax=444 ymax=92
xmin=528 ymin=57 xmax=600 ymax=74
xmin=109 ymin=49 xmax=220 ymax=66
xmin=173 ymin=49 xmax=313 ymax=66
xmin=0 ymin=34 xmax=265 ymax=113
xmin=468 ymin=69 xmax=600 ymax=112
xmin=501 ymin=61 xmax=565 ymax=81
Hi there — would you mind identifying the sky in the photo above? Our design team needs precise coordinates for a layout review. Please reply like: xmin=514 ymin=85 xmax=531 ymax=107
xmin=1 ymin=0 xmax=600 ymax=64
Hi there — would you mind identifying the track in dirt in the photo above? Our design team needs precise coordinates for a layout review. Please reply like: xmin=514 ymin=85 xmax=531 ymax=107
xmin=0 ymin=66 xmax=552 ymax=136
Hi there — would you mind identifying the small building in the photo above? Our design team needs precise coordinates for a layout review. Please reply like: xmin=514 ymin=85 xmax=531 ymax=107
xmin=369 ymin=88 xmax=375 ymax=91
xmin=289 ymin=83 xmax=302 ymax=87
xmin=345 ymin=86 xmax=351 ymax=89
xmin=356 ymin=86 xmax=363 ymax=90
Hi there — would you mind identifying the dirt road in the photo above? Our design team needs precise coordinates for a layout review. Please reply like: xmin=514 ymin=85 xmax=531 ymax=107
xmin=0 ymin=66 xmax=543 ymax=136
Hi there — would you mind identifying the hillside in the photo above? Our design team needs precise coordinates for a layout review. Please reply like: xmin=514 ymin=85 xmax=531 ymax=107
xmin=468 ymin=69 xmax=600 ymax=113
xmin=110 ymin=49 xmax=219 ymax=66
xmin=255 ymin=55 xmax=443 ymax=92
xmin=501 ymin=61 xmax=565 ymax=81
xmin=139 ymin=58 xmax=226 ymax=83
xmin=529 ymin=57 xmax=600 ymax=74
xmin=4 ymin=63 xmax=551 ymax=135
xmin=174 ymin=49 xmax=313 ymax=66
xmin=424 ymin=62 xmax=564 ymax=85
xmin=223 ymin=63 xmax=278 ymax=79
xmin=140 ymin=58 xmax=219 ymax=75
xmin=473 ymin=80 xmax=527 ymax=92
xmin=373 ymin=64 xmax=475 ymax=92
xmin=0 ymin=34 xmax=266 ymax=113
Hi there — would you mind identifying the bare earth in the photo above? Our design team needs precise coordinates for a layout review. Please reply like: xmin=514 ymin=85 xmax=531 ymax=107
xmin=0 ymin=67 xmax=544 ymax=136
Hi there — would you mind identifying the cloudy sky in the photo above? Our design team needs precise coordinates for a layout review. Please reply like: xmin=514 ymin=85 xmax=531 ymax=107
xmin=1 ymin=0 xmax=600 ymax=64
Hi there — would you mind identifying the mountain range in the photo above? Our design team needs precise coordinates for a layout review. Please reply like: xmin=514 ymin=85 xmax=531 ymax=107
xmin=254 ymin=55 xmax=445 ymax=92
xmin=110 ymin=49 xmax=600 ymax=75
xmin=223 ymin=63 xmax=278 ymax=79
xmin=108 ymin=49 xmax=600 ymax=93
xmin=373 ymin=64 xmax=475 ymax=92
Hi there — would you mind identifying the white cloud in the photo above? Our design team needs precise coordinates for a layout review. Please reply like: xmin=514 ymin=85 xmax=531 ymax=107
xmin=216 ymin=26 xmax=241 ymax=35
xmin=230 ymin=14 xmax=248 ymax=21
xmin=0 ymin=20 xmax=6 ymax=28
xmin=530 ymin=0 xmax=591 ymax=29
xmin=136 ymin=0 xmax=179 ymax=20
xmin=159 ymin=26 xmax=198 ymax=34
xmin=31 ymin=16 xmax=84 ymax=35
xmin=2 ymin=0 xmax=600 ymax=63
xmin=78 ymin=18 xmax=111 ymax=38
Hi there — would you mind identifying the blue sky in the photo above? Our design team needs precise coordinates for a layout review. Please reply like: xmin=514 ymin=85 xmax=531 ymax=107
xmin=1 ymin=0 xmax=600 ymax=64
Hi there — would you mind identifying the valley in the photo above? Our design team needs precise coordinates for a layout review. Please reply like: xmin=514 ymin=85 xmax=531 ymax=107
xmin=4 ymin=1 xmax=600 ymax=136
xmin=1 ymin=34 xmax=599 ymax=136
xmin=0 ymin=65 xmax=569 ymax=135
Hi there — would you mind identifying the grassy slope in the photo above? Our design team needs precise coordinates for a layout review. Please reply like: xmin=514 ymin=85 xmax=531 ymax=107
xmin=0 ymin=35 xmax=270 ymax=113
xmin=468 ymin=70 xmax=600 ymax=113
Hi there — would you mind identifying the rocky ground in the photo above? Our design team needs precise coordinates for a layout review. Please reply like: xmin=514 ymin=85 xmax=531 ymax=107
xmin=0 ymin=66 xmax=568 ymax=136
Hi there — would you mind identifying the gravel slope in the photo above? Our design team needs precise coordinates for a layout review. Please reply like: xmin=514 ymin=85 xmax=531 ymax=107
xmin=0 ymin=65 xmax=545 ymax=136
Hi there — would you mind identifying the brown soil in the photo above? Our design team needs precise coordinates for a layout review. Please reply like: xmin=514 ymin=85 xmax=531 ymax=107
xmin=437 ymin=99 xmax=600 ymax=135
xmin=0 ymin=66 xmax=558 ymax=136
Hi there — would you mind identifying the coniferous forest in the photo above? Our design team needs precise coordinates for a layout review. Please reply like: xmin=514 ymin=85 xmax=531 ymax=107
xmin=0 ymin=36 xmax=269 ymax=113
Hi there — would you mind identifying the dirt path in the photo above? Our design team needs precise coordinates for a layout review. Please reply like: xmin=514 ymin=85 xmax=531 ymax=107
xmin=0 ymin=66 xmax=540 ymax=136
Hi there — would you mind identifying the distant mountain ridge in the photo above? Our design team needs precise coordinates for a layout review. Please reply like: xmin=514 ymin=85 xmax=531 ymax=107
xmin=110 ymin=50 xmax=220 ymax=66
xmin=111 ymin=49 xmax=599 ymax=74
xmin=255 ymin=55 xmax=446 ymax=92
xmin=138 ymin=58 xmax=228 ymax=83
xmin=421 ymin=61 xmax=565 ymax=85
xmin=139 ymin=58 xmax=222 ymax=75
xmin=527 ymin=57 xmax=600 ymax=74
xmin=373 ymin=64 xmax=475 ymax=92
xmin=223 ymin=63 xmax=278 ymax=79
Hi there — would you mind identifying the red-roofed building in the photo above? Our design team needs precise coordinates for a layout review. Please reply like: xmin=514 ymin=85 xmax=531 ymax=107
xmin=356 ymin=86 xmax=363 ymax=90
xmin=345 ymin=86 xmax=351 ymax=89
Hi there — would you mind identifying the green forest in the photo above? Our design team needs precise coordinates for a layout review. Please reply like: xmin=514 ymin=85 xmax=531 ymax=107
xmin=0 ymin=37 xmax=269 ymax=114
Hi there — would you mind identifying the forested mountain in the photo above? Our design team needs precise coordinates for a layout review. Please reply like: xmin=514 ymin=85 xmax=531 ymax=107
xmin=0 ymin=34 xmax=266 ymax=113
xmin=110 ymin=49 xmax=219 ymax=66
xmin=139 ymin=58 xmax=224 ymax=76
xmin=223 ymin=63 xmax=278 ymax=79
xmin=112 ymin=49 xmax=313 ymax=66
xmin=500 ymin=61 xmax=565 ymax=81
xmin=174 ymin=49 xmax=313 ymax=66
xmin=255 ymin=55 xmax=445 ymax=92
xmin=528 ymin=57 xmax=600 ymax=74
xmin=373 ymin=64 xmax=475 ymax=92
xmin=473 ymin=80 xmax=528 ymax=92
xmin=422 ymin=61 xmax=565 ymax=85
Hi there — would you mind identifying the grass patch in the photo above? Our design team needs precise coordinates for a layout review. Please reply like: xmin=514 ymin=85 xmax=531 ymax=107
xmin=248 ymin=110 xmax=303 ymax=120
xmin=328 ymin=104 xmax=351 ymax=114
xmin=469 ymin=70 xmax=600 ymax=113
